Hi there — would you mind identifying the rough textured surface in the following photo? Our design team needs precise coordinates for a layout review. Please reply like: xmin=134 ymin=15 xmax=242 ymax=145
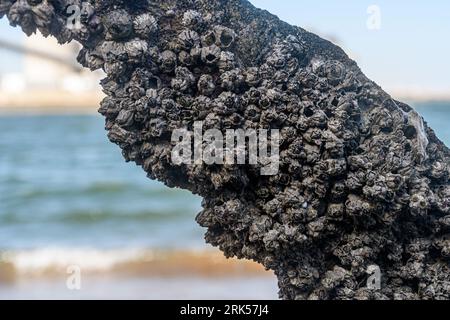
xmin=1 ymin=0 xmax=449 ymax=300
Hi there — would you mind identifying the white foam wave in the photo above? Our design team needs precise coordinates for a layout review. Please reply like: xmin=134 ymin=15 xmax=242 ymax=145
xmin=0 ymin=248 xmax=155 ymax=274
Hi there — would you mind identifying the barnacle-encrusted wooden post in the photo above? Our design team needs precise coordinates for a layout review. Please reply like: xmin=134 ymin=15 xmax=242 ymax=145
xmin=1 ymin=0 xmax=449 ymax=300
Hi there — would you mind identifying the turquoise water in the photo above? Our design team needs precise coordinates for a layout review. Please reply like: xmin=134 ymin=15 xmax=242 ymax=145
xmin=413 ymin=101 xmax=450 ymax=143
xmin=0 ymin=115 xmax=203 ymax=250
xmin=0 ymin=102 xmax=449 ymax=251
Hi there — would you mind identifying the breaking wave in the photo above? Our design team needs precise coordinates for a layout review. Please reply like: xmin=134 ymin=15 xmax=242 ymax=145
xmin=0 ymin=248 xmax=269 ymax=282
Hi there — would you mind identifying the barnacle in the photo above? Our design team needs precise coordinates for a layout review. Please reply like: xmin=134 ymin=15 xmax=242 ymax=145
xmin=214 ymin=25 xmax=236 ymax=48
xmin=182 ymin=10 xmax=203 ymax=29
xmin=8 ymin=0 xmax=54 ymax=36
xmin=159 ymin=50 xmax=177 ymax=73
xmin=133 ymin=13 xmax=158 ymax=39
xmin=218 ymin=51 xmax=236 ymax=72
xmin=124 ymin=39 xmax=148 ymax=63
xmin=201 ymin=45 xmax=221 ymax=65
xmin=81 ymin=49 xmax=104 ymax=71
xmin=177 ymin=29 xmax=200 ymax=50
xmin=201 ymin=30 xmax=216 ymax=47
xmin=244 ymin=67 xmax=260 ymax=87
xmin=1 ymin=0 xmax=449 ymax=301
xmin=171 ymin=66 xmax=195 ymax=93
xmin=0 ymin=0 xmax=13 ymax=18
xmin=220 ymin=69 xmax=245 ymax=92
xmin=197 ymin=74 xmax=216 ymax=96
xmin=79 ymin=2 xmax=94 ymax=24
xmin=103 ymin=9 xmax=133 ymax=40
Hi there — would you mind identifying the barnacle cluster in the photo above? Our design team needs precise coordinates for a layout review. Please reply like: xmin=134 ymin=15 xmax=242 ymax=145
xmin=1 ymin=0 xmax=449 ymax=300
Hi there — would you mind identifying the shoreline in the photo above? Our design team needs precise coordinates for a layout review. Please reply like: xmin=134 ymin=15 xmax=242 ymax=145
xmin=0 ymin=247 xmax=278 ymax=299
xmin=0 ymin=106 xmax=99 ymax=115
xmin=0 ymin=248 xmax=272 ymax=281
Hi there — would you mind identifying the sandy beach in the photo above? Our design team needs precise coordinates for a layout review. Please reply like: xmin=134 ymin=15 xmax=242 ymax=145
xmin=0 ymin=250 xmax=277 ymax=300
xmin=0 ymin=275 xmax=278 ymax=300
xmin=0 ymin=90 xmax=103 ymax=114
xmin=0 ymin=249 xmax=277 ymax=300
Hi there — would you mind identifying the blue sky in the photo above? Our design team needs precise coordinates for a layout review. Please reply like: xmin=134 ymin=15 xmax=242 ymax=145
xmin=249 ymin=0 xmax=450 ymax=93
xmin=1 ymin=1 xmax=449 ymax=94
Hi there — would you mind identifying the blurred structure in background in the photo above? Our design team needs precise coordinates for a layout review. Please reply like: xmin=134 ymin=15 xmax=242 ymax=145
xmin=0 ymin=32 xmax=103 ymax=111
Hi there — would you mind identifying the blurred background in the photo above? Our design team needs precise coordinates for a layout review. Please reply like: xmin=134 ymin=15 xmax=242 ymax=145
xmin=0 ymin=0 xmax=449 ymax=299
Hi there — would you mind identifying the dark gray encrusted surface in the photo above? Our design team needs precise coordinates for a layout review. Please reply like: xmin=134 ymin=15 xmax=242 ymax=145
xmin=1 ymin=0 xmax=449 ymax=300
